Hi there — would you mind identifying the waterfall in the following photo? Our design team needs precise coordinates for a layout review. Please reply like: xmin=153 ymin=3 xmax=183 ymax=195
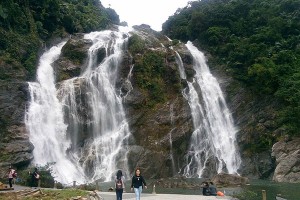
xmin=26 ymin=27 xmax=132 ymax=183
xmin=175 ymin=42 xmax=241 ymax=177
xmin=26 ymin=42 xmax=86 ymax=183
xmin=168 ymin=103 xmax=176 ymax=176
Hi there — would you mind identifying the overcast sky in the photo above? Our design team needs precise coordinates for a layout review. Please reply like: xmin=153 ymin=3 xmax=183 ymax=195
xmin=100 ymin=0 xmax=196 ymax=31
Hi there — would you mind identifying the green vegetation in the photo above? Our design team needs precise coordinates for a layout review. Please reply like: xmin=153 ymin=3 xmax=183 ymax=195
xmin=26 ymin=189 xmax=89 ymax=200
xmin=128 ymin=34 xmax=146 ymax=55
xmin=233 ymin=189 xmax=258 ymax=200
xmin=0 ymin=0 xmax=119 ymax=80
xmin=133 ymin=50 xmax=167 ymax=106
xmin=17 ymin=164 xmax=56 ymax=188
xmin=162 ymin=0 xmax=300 ymax=138
xmin=128 ymin=33 xmax=182 ymax=107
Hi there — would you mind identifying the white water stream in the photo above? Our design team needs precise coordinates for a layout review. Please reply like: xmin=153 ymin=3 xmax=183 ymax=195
xmin=26 ymin=27 xmax=132 ymax=183
xmin=176 ymin=42 xmax=241 ymax=177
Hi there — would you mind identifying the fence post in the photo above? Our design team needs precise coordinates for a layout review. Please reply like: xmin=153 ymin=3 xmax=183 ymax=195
xmin=95 ymin=180 xmax=100 ymax=191
xmin=73 ymin=181 xmax=76 ymax=188
xmin=262 ymin=190 xmax=267 ymax=200
xmin=152 ymin=184 xmax=156 ymax=194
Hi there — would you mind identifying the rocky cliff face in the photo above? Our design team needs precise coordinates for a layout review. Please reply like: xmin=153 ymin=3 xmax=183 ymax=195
xmin=272 ymin=138 xmax=300 ymax=183
xmin=0 ymin=70 xmax=33 ymax=178
xmin=0 ymin=25 xmax=299 ymax=183
xmin=53 ymin=25 xmax=194 ymax=178
xmin=119 ymin=25 xmax=194 ymax=178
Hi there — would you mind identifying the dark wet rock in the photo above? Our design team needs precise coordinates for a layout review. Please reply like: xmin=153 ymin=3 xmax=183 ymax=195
xmin=239 ymin=151 xmax=275 ymax=179
xmin=54 ymin=34 xmax=93 ymax=82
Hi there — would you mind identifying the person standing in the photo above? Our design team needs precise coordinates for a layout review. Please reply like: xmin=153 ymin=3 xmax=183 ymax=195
xmin=115 ymin=170 xmax=125 ymax=200
xmin=31 ymin=167 xmax=40 ymax=188
xmin=131 ymin=168 xmax=147 ymax=200
xmin=8 ymin=167 xmax=16 ymax=188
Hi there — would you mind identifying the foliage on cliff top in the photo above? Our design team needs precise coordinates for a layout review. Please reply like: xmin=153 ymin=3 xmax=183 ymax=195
xmin=0 ymin=0 xmax=119 ymax=80
xmin=162 ymin=0 xmax=300 ymax=137
xmin=128 ymin=33 xmax=181 ymax=107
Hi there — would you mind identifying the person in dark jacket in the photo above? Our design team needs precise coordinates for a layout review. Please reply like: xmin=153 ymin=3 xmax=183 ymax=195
xmin=115 ymin=170 xmax=125 ymax=200
xmin=209 ymin=182 xmax=217 ymax=196
xmin=201 ymin=181 xmax=210 ymax=196
xmin=131 ymin=168 xmax=147 ymax=200
xmin=31 ymin=168 xmax=40 ymax=188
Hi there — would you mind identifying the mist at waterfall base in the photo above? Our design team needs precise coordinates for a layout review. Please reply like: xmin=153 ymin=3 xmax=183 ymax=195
xmin=26 ymin=27 xmax=132 ymax=184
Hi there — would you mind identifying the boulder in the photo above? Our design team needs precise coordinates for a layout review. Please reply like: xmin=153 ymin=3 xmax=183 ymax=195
xmin=211 ymin=173 xmax=249 ymax=186
xmin=0 ymin=125 xmax=34 ymax=168
xmin=272 ymin=138 xmax=300 ymax=183
xmin=54 ymin=34 xmax=93 ymax=82
xmin=239 ymin=151 xmax=275 ymax=179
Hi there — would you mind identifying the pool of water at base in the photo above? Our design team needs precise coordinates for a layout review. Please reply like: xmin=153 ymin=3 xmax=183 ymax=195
xmin=97 ymin=179 xmax=300 ymax=200
xmin=240 ymin=179 xmax=300 ymax=200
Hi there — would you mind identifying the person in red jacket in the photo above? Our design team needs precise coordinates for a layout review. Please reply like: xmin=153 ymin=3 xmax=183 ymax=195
xmin=8 ymin=166 xmax=16 ymax=188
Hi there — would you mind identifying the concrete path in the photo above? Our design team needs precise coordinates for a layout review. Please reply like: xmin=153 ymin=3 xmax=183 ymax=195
xmin=0 ymin=185 xmax=31 ymax=193
xmin=1 ymin=185 xmax=235 ymax=200
xmin=97 ymin=192 xmax=234 ymax=200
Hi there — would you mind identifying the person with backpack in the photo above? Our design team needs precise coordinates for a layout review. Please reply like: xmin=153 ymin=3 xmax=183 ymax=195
xmin=31 ymin=167 xmax=40 ymax=188
xmin=131 ymin=168 xmax=147 ymax=200
xmin=7 ymin=166 xmax=17 ymax=188
xmin=115 ymin=170 xmax=125 ymax=200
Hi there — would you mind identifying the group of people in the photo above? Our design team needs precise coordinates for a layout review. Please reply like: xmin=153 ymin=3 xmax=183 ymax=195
xmin=7 ymin=166 xmax=40 ymax=188
xmin=115 ymin=168 xmax=147 ymax=200
xmin=115 ymin=168 xmax=223 ymax=200
xmin=8 ymin=166 xmax=222 ymax=199
xmin=201 ymin=181 xmax=224 ymax=196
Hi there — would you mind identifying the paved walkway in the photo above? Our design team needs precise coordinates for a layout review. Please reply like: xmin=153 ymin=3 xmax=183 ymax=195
xmin=0 ymin=185 xmax=31 ymax=193
xmin=1 ymin=185 xmax=235 ymax=200
xmin=97 ymin=192 xmax=234 ymax=200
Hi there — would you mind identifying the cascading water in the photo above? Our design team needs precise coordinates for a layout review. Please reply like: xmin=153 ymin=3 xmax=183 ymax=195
xmin=168 ymin=103 xmax=176 ymax=176
xmin=26 ymin=42 xmax=86 ymax=183
xmin=175 ymin=42 xmax=241 ymax=177
xmin=26 ymin=27 xmax=132 ymax=183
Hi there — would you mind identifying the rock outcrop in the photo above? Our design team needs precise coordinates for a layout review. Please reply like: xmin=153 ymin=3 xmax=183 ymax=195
xmin=54 ymin=34 xmax=93 ymax=82
xmin=272 ymin=138 xmax=300 ymax=183
xmin=0 ymin=80 xmax=33 ymax=178
xmin=211 ymin=173 xmax=249 ymax=186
